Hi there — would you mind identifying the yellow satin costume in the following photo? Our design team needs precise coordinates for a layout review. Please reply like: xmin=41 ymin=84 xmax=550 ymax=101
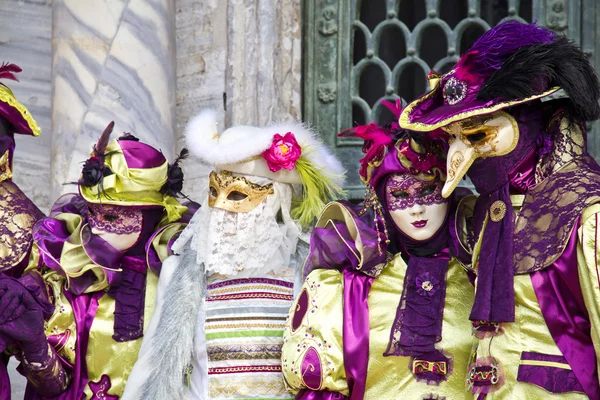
xmin=29 ymin=211 xmax=186 ymax=398
xmin=282 ymin=202 xmax=475 ymax=399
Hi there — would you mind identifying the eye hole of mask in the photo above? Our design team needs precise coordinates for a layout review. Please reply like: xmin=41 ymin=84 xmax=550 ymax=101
xmin=227 ymin=191 xmax=248 ymax=201
xmin=391 ymin=190 xmax=409 ymax=200
xmin=209 ymin=186 xmax=218 ymax=197
xmin=419 ymin=185 xmax=437 ymax=197
xmin=466 ymin=131 xmax=487 ymax=144
xmin=103 ymin=214 xmax=119 ymax=222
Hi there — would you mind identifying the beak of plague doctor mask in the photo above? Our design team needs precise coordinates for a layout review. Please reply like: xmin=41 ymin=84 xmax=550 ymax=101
xmin=208 ymin=170 xmax=274 ymax=213
xmin=440 ymin=110 xmax=520 ymax=198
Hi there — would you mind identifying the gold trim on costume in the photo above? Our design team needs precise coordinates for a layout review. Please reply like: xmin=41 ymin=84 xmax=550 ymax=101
xmin=519 ymin=360 xmax=572 ymax=370
xmin=0 ymin=85 xmax=41 ymax=136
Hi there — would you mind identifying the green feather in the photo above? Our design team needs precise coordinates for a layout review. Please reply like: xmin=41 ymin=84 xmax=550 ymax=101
xmin=291 ymin=153 xmax=345 ymax=227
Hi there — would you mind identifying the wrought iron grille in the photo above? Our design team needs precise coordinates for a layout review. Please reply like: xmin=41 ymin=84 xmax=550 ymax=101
xmin=351 ymin=0 xmax=532 ymax=127
xmin=303 ymin=0 xmax=593 ymax=198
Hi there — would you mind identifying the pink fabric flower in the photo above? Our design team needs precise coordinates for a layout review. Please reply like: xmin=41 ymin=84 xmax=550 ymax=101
xmin=262 ymin=132 xmax=302 ymax=172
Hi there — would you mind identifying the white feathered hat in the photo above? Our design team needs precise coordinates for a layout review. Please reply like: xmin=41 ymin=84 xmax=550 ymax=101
xmin=184 ymin=110 xmax=346 ymax=226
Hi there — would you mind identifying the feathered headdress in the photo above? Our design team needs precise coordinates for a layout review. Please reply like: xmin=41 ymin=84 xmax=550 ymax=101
xmin=78 ymin=122 xmax=188 ymax=222
xmin=400 ymin=21 xmax=600 ymax=131
xmin=184 ymin=110 xmax=346 ymax=227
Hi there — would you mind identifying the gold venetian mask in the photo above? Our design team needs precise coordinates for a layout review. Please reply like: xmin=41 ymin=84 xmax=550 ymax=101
xmin=208 ymin=170 xmax=274 ymax=213
xmin=440 ymin=111 xmax=519 ymax=197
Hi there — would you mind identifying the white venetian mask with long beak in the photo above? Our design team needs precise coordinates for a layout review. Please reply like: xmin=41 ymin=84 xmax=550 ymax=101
xmin=440 ymin=111 xmax=520 ymax=197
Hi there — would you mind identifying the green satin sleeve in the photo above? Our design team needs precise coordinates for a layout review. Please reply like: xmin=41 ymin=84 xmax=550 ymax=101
xmin=577 ymin=203 xmax=600 ymax=388
xmin=282 ymin=268 xmax=349 ymax=396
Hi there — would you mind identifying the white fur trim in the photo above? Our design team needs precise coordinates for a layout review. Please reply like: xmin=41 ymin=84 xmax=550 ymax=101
xmin=184 ymin=110 xmax=346 ymax=188
xmin=220 ymin=158 xmax=302 ymax=184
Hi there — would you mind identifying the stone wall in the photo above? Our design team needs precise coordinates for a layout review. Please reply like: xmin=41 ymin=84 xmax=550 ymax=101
xmin=0 ymin=0 xmax=302 ymax=210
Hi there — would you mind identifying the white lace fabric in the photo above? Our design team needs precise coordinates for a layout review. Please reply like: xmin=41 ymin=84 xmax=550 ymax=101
xmin=174 ymin=178 xmax=301 ymax=278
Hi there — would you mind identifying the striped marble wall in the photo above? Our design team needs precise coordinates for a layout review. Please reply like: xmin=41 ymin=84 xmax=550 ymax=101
xmin=0 ymin=0 xmax=53 ymax=213
xmin=51 ymin=0 xmax=177 ymax=200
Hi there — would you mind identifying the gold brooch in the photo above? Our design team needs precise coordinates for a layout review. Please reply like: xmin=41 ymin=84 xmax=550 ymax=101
xmin=489 ymin=200 xmax=507 ymax=222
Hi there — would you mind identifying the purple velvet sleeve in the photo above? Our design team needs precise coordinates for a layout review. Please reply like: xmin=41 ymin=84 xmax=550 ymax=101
xmin=21 ymin=344 xmax=70 ymax=397
xmin=296 ymin=389 xmax=349 ymax=400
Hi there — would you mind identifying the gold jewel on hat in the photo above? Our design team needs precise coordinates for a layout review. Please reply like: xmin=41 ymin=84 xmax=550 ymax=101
xmin=208 ymin=170 xmax=275 ymax=213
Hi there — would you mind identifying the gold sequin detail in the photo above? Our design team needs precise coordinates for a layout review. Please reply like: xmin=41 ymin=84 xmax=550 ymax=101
xmin=489 ymin=200 xmax=507 ymax=222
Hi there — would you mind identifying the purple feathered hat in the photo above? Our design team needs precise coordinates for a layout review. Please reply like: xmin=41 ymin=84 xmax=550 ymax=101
xmin=400 ymin=21 xmax=600 ymax=131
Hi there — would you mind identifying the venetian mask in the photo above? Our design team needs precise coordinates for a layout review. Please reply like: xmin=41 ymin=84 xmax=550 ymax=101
xmin=87 ymin=203 xmax=143 ymax=251
xmin=441 ymin=111 xmax=519 ymax=197
xmin=385 ymin=174 xmax=449 ymax=241
xmin=208 ymin=170 xmax=274 ymax=213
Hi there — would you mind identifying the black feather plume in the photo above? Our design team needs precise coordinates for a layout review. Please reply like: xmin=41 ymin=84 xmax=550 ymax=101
xmin=477 ymin=36 xmax=600 ymax=123
xmin=161 ymin=148 xmax=190 ymax=198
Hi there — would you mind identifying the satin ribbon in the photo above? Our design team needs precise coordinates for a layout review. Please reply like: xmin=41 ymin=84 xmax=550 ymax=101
xmin=470 ymin=183 xmax=515 ymax=322
xmin=342 ymin=269 xmax=373 ymax=400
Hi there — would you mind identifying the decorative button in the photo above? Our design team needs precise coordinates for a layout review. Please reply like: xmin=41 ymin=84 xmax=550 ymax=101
xmin=489 ymin=200 xmax=507 ymax=222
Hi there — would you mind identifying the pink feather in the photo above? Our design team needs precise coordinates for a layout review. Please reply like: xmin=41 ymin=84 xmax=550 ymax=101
xmin=0 ymin=62 xmax=22 ymax=82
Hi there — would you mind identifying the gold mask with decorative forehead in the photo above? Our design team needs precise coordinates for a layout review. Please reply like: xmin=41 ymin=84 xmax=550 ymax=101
xmin=208 ymin=170 xmax=274 ymax=213
xmin=440 ymin=110 xmax=519 ymax=197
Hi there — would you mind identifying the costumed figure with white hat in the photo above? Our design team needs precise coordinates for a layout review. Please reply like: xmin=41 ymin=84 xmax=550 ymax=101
xmin=122 ymin=110 xmax=345 ymax=400
xmin=281 ymin=100 xmax=475 ymax=399
xmin=0 ymin=122 xmax=194 ymax=399
xmin=400 ymin=21 xmax=600 ymax=398
xmin=0 ymin=63 xmax=52 ymax=398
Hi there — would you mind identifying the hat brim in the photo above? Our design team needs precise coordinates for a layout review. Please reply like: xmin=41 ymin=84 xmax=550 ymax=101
xmin=399 ymin=83 xmax=560 ymax=132
xmin=0 ymin=86 xmax=41 ymax=136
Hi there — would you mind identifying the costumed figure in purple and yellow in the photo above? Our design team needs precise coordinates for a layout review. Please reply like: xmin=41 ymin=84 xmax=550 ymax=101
xmin=0 ymin=121 xmax=195 ymax=399
xmin=122 ymin=110 xmax=345 ymax=400
xmin=400 ymin=21 xmax=600 ymax=399
xmin=0 ymin=63 xmax=51 ymax=398
xmin=281 ymin=100 xmax=475 ymax=399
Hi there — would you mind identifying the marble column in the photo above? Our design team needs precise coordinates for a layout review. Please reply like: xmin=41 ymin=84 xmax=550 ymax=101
xmin=175 ymin=0 xmax=227 ymax=200
xmin=51 ymin=0 xmax=177 ymax=199
xmin=0 ymin=0 xmax=53 ymax=213
xmin=225 ymin=0 xmax=302 ymax=127
xmin=174 ymin=0 xmax=302 ymax=200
